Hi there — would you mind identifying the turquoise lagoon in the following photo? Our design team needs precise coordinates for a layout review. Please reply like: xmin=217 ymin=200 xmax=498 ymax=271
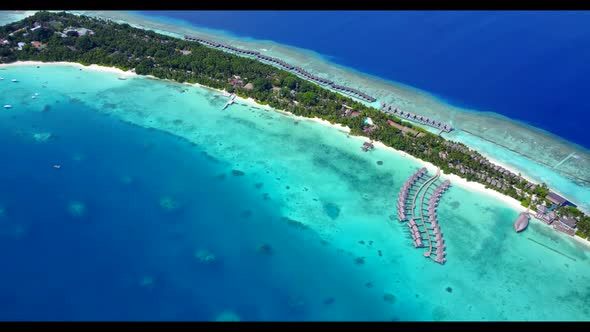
xmin=0 ymin=64 xmax=589 ymax=320
xmin=57 ymin=10 xmax=590 ymax=213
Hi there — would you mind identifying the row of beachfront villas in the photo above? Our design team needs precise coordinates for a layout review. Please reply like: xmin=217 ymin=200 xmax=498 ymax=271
xmin=380 ymin=102 xmax=453 ymax=133
xmin=330 ymin=83 xmax=376 ymax=102
xmin=184 ymin=34 xmax=377 ymax=103
xmin=185 ymin=35 xmax=221 ymax=48
xmin=293 ymin=66 xmax=328 ymax=83
xmin=258 ymin=54 xmax=295 ymax=71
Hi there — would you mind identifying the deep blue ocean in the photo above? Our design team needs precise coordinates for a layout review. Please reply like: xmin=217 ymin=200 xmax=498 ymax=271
xmin=0 ymin=95 xmax=395 ymax=321
xmin=138 ymin=10 xmax=590 ymax=149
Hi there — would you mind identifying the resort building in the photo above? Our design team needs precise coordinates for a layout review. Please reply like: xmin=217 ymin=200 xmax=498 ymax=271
xmin=63 ymin=27 xmax=95 ymax=37
xmin=554 ymin=216 xmax=577 ymax=236
xmin=546 ymin=192 xmax=569 ymax=207
xmin=535 ymin=205 xmax=558 ymax=225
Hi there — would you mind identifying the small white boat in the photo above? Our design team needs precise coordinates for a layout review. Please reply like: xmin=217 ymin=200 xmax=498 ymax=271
xmin=31 ymin=96 xmax=36 ymax=99
xmin=34 ymin=92 xmax=39 ymax=96
xmin=11 ymin=79 xmax=17 ymax=82
xmin=4 ymin=105 xmax=12 ymax=109
xmin=0 ymin=77 xmax=4 ymax=80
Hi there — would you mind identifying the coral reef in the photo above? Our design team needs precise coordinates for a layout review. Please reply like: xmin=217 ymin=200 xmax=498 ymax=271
xmin=140 ymin=275 xmax=155 ymax=289
xmin=32 ymin=132 xmax=53 ymax=143
xmin=194 ymin=249 xmax=216 ymax=264
xmin=67 ymin=201 xmax=86 ymax=217
xmin=323 ymin=202 xmax=340 ymax=220
xmin=383 ymin=293 xmax=396 ymax=304
xmin=120 ymin=175 xmax=134 ymax=185
xmin=257 ymin=243 xmax=273 ymax=255
xmin=215 ymin=310 xmax=241 ymax=322
xmin=159 ymin=196 xmax=180 ymax=211
xmin=287 ymin=295 xmax=305 ymax=313
xmin=72 ymin=153 xmax=86 ymax=161
xmin=354 ymin=256 xmax=365 ymax=265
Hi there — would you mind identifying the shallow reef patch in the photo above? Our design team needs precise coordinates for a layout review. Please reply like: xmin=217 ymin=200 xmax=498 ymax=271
xmin=214 ymin=310 xmax=241 ymax=322
xmin=383 ymin=293 xmax=396 ymax=304
xmin=159 ymin=196 xmax=181 ymax=211
xmin=67 ymin=201 xmax=86 ymax=217
xmin=323 ymin=202 xmax=341 ymax=220
xmin=231 ymin=169 xmax=245 ymax=176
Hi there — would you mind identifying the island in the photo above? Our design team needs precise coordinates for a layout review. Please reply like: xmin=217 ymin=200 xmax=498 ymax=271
xmin=1 ymin=11 xmax=589 ymax=241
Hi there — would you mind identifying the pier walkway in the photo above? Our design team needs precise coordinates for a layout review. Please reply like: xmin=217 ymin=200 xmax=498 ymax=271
xmin=396 ymin=167 xmax=451 ymax=265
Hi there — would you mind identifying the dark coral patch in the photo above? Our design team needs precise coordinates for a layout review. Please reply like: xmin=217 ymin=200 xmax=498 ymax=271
xmin=376 ymin=161 xmax=383 ymax=165
xmin=240 ymin=210 xmax=252 ymax=219
xmin=383 ymin=293 xmax=396 ymax=304
xmin=323 ymin=202 xmax=341 ymax=220
xmin=282 ymin=217 xmax=309 ymax=230
xmin=231 ymin=170 xmax=245 ymax=176
xmin=323 ymin=297 xmax=334 ymax=305
xmin=257 ymin=244 xmax=273 ymax=255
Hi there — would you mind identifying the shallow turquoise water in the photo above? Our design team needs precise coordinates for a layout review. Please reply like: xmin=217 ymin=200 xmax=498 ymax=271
xmin=1 ymin=64 xmax=590 ymax=321
xmin=60 ymin=10 xmax=590 ymax=213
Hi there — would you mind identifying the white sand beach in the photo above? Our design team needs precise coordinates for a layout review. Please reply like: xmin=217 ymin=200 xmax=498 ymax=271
xmin=0 ymin=61 xmax=137 ymax=77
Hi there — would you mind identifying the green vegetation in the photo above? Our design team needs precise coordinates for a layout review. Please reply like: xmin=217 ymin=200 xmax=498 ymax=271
xmin=1 ymin=11 xmax=589 ymax=238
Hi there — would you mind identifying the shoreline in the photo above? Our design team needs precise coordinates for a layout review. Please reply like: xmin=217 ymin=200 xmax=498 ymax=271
xmin=4 ymin=60 xmax=589 ymax=246
xmin=0 ymin=60 xmax=548 ymax=212
xmin=0 ymin=60 xmax=137 ymax=77
xmin=3 ymin=11 xmax=590 ymax=211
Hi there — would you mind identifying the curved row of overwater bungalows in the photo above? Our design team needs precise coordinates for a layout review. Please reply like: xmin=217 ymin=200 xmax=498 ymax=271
xmin=184 ymin=35 xmax=377 ymax=103
xmin=380 ymin=102 xmax=453 ymax=133
xmin=396 ymin=168 xmax=451 ymax=265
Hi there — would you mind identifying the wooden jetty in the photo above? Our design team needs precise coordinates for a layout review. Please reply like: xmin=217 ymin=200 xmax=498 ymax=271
xmin=396 ymin=168 xmax=451 ymax=265
xmin=222 ymin=93 xmax=236 ymax=110
xmin=361 ymin=141 xmax=374 ymax=152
